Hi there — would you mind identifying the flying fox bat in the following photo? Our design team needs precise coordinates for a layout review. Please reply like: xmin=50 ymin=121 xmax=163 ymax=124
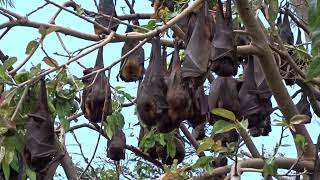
xmin=279 ymin=7 xmax=295 ymax=85
xmin=208 ymin=76 xmax=240 ymax=145
xmin=208 ymin=76 xmax=241 ymax=124
xmin=107 ymin=129 xmax=126 ymax=161
xmin=94 ymin=0 xmax=119 ymax=35
xmin=280 ymin=8 xmax=294 ymax=45
xmin=188 ymin=85 xmax=208 ymax=127
xmin=136 ymin=36 xmax=168 ymax=127
xmin=211 ymin=0 xmax=238 ymax=77
xmin=238 ymin=56 xmax=272 ymax=137
xmin=24 ymin=78 xmax=57 ymax=172
xmin=81 ymin=47 xmax=112 ymax=123
xmin=166 ymin=41 xmax=191 ymax=124
xmin=119 ymin=26 xmax=145 ymax=82
xmin=181 ymin=3 xmax=213 ymax=88
xmin=296 ymin=93 xmax=312 ymax=123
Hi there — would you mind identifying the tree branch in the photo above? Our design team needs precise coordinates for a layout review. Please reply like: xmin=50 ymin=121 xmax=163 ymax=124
xmin=190 ymin=157 xmax=314 ymax=180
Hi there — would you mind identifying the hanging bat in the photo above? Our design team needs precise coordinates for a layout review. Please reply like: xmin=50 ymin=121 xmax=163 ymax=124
xmin=188 ymin=85 xmax=208 ymax=127
xmin=156 ymin=136 xmax=185 ymax=165
xmin=24 ymin=77 xmax=57 ymax=172
xmin=181 ymin=3 xmax=213 ymax=88
xmin=296 ymin=92 xmax=312 ymax=123
xmin=119 ymin=26 xmax=145 ymax=82
xmin=165 ymin=41 xmax=191 ymax=125
xmin=192 ymin=123 xmax=206 ymax=140
xmin=280 ymin=7 xmax=294 ymax=45
xmin=94 ymin=0 xmax=119 ymax=35
xmin=208 ymin=76 xmax=241 ymax=124
xmin=211 ymin=0 xmax=238 ymax=77
xmin=81 ymin=47 xmax=112 ymax=123
xmin=136 ymin=36 xmax=168 ymax=127
xmin=279 ymin=7 xmax=295 ymax=85
xmin=107 ymin=129 xmax=126 ymax=161
xmin=208 ymin=76 xmax=240 ymax=145
xmin=238 ymin=56 xmax=272 ymax=137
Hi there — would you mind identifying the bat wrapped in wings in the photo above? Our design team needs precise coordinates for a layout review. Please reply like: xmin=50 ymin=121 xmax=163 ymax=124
xmin=238 ymin=56 xmax=272 ymax=137
xmin=181 ymin=2 xmax=213 ymax=88
xmin=208 ymin=76 xmax=240 ymax=146
xmin=188 ymin=85 xmax=208 ymax=128
xmin=107 ymin=128 xmax=126 ymax=161
xmin=210 ymin=0 xmax=238 ymax=77
xmin=81 ymin=47 xmax=113 ymax=123
xmin=278 ymin=7 xmax=296 ymax=85
xmin=136 ymin=36 xmax=168 ymax=127
xmin=119 ymin=26 xmax=145 ymax=82
xmin=24 ymin=78 xmax=57 ymax=172
xmin=165 ymin=41 xmax=191 ymax=126
xmin=94 ymin=0 xmax=119 ymax=35
xmin=296 ymin=92 xmax=312 ymax=123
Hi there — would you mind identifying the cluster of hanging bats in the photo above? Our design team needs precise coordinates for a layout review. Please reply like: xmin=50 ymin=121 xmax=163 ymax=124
xmin=17 ymin=0 xmax=313 ymax=176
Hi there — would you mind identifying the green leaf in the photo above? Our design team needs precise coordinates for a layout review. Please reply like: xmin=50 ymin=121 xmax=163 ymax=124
xmin=192 ymin=156 xmax=214 ymax=170
xmin=0 ymin=65 xmax=11 ymax=82
xmin=46 ymin=26 xmax=60 ymax=35
xmin=211 ymin=108 xmax=236 ymax=121
xmin=263 ymin=158 xmax=278 ymax=177
xmin=240 ymin=119 xmax=249 ymax=129
xmin=273 ymin=119 xmax=288 ymax=127
xmin=3 ymin=137 xmax=15 ymax=165
xmin=25 ymin=40 xmax=39 ymax=55
xmin=306 ymin=56 xmax=320 ymax=80
xmin=139 ymin=129 xmax=157 ymax=152
xmin=142 ymin=20 xmax=157 ymax=30
xmin=268 ymin=0 xmax=278 ymax=22
xmin=2 ymin=161 xmax=10 ymax=180
xmin=0 ymin=146 xmax=5 ymax=163
xmin=167 ymin=140 xmax=176 ymax=159
xmin=104 ymin=112 xmax=125 ymax=139
xmin=196 ymin=137 xmax=214 ymax=155
xmin=294 ymin=134 xmax=306 ymax=151
xmin=3 ymin=57 xmax=16 ymax=70
xmin=212 ymin=120 xmax=236 ymax=135
xmin=26 ymin=168 xmax=36 ymax=180
xmin=38 ymin=26 xmax=47 ymax=37
xmin=159 ymin=134 xmax=166 ymax=146
xmin=290 ymin=114 xmax=310 ymax=125
xmin=0 ymin=127 xmax=8 ymax=135
xmin=10 ymin=152 xmax=19 ymax=172
xmin=14 ymin=71 xmax=30 ymax=83
xmin=56 ymin=101 xmax=70 ymax=131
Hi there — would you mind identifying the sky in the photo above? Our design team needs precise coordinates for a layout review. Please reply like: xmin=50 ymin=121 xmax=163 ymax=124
xmin=0 ymin=0 xmax=319 ymax=179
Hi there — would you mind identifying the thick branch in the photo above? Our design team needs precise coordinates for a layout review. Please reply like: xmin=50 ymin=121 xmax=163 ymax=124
xmin=190 ymin=157 xmax=314 ymax=180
